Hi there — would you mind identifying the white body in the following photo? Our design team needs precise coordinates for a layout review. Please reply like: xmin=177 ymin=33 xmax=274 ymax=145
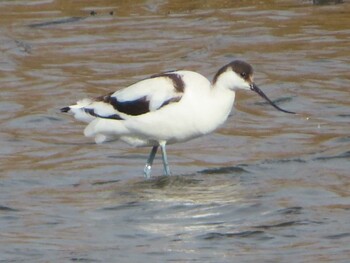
xmin=72 ymin=71 xmax=237 ymax=147
xmin=64 ymin=61 xmax=254 ymax=148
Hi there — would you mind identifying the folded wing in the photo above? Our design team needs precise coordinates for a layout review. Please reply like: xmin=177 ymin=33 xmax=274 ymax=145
xmin=61 ymin=71 xmax=185 ymax=123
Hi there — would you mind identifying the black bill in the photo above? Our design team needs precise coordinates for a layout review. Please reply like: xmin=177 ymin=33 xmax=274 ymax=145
xmin=250 ymin=83 xmax=295 ymax=114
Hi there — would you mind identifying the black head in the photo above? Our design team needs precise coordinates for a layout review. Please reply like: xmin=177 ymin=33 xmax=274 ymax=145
xmin=213 ymin=60 xmax=254 ymax=84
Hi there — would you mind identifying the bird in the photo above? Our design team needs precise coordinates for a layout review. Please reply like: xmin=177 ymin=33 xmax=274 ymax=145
xmin=61 ymin=60 xmax=295 ymax=178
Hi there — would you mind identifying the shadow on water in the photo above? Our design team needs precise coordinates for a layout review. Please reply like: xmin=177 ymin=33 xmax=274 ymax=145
xmin=0 ymin=205 xmax=19 ymax=212
xmin=198 ymin=230 xmax=268 ymax=240
xmin=199 ymin=165 xmax=248 ymax=175
xmin=27 ymin=9 xmax=115 ymax=28
xmin=313 ymin=0 xmax=344 ymax=4
xmin=28 ymin=17 xmax=85 ymax=28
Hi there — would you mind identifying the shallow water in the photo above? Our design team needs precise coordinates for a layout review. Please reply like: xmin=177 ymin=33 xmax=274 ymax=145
xmin=1 ymin=0 xmax=350 ymax=262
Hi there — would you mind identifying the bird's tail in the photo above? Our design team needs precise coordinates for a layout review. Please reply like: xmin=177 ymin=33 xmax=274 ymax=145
xmin=60 ymin=99 xmax=96 ymax=123
xmin=60 ymin=107 xmax=71 ymax=113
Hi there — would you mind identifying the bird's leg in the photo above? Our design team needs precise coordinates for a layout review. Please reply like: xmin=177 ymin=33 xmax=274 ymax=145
xmin=160 ymin=141 xmax=171 ymax=176
xmin=143 ymin=146 xmax=158 ymax=179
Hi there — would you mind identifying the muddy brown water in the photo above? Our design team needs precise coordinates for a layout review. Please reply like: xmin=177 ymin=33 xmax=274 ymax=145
xmin=1 ymin=0 xmax=350 ymax=262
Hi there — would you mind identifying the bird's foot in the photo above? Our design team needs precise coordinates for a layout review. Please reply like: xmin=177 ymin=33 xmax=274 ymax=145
xmin=163 ymin=166 xmax=171 ymax=176
xmin=143 ymin=164 xmax=152 ymax=179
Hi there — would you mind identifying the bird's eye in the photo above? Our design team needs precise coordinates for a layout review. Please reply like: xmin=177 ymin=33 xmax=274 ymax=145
xmin=240 ymin=72 xmax=247 ymax=78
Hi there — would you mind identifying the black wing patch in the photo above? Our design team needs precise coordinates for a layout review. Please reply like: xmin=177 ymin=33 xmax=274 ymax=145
xmin=97 ymin=93 xmax=150 ymax=116
xmin=94 ymin=72 xmax=185 ymax=118
xmin=110 ymin=96 xmax=150 ymax=116
xmin=150 ymin=72 xmax=185 ymax=93
xmin=159 ymin=96 xmax=182 ymax=108
xmin=84 ymin=108 xmax=124 ymax=120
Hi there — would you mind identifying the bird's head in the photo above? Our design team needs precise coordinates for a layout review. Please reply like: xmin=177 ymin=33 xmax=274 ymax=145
xmin=213 ymin=60 xmax=295 ymax=114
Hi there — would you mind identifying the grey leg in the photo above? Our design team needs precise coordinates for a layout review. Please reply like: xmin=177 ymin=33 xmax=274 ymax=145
xmin=160 ymin=142 xmax=171 ymax=176
xmin=143 ymin=146 xmax=158 ymax=179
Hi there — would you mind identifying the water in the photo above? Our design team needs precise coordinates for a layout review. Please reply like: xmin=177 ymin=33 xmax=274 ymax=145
xmin=1 ymin=0 xmax=350 ymax=262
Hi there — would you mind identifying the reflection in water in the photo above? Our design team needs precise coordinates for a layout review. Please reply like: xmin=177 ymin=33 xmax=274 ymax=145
xmin=1 ymin=0 xmax=350 ymax=262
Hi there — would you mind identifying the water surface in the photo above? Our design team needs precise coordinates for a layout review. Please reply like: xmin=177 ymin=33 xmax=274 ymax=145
xmin=1 ymin=0 xmax=350 ymax=262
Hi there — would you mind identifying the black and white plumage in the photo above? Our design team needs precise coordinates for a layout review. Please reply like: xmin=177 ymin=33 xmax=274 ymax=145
xmin=61 ymin=60 xmax=295 ymax=178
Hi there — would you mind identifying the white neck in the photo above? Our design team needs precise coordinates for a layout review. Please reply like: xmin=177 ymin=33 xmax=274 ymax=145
xmin=213 ymin=70 xmax=250 ymax=92
xmin=210 ymin=83 xmax=236 ymax=122
xmin=192 ymin=82 xmax=235 ymax=135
